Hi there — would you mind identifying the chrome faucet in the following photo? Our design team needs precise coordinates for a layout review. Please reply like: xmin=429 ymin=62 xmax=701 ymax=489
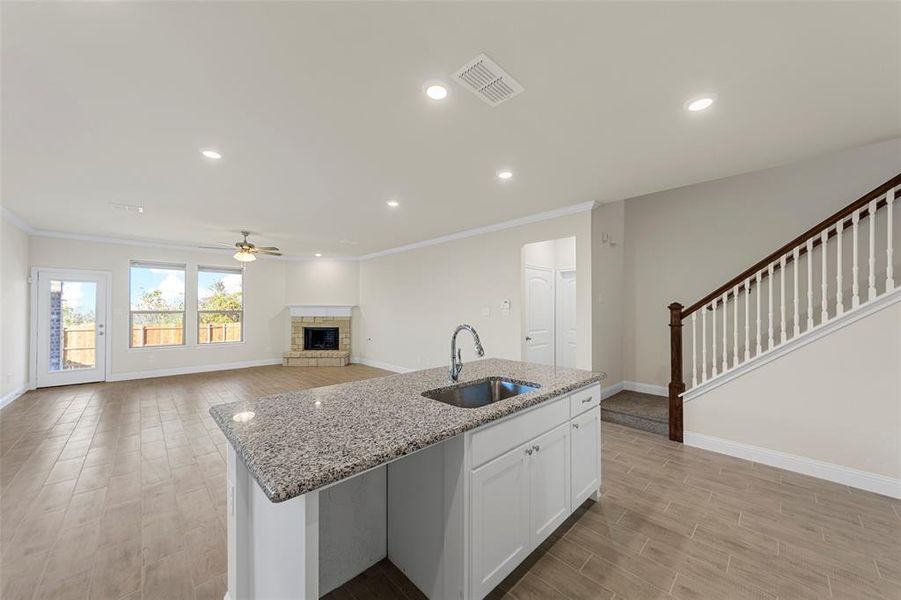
xmin=449 ymin=324 xmax=485 ymax=382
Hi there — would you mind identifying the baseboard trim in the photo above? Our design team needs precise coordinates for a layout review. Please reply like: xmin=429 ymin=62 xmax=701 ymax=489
xmin=107 ymin=358 xmax=284 ymax=382
xmin=684 ymin=432 xmax=901 ymax=499
xmin=350 ymin=357 xmax=412 ymax=373
xmin=623 ymin=381 xmax=667 ymax=397
xmin=601 ymin=381 xmax=624 ymax=400
xmin=0 ymin=384 xmax=27 ymax=409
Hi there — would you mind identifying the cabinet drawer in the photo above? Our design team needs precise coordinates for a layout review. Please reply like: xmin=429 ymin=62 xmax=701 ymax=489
xmin=569 ymin=384 xmax=600 ymax=417
xmin=470 ymin=395 xmax=568 ymax=469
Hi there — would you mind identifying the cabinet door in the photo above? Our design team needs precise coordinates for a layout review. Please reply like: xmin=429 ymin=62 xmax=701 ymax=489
xmin=529 ymin=423 xmax=571 ymax=546
xmin=570 ymin=408 xmax=601 ymax=510
xmin=471 ymin=443 xmax=531 ymax=599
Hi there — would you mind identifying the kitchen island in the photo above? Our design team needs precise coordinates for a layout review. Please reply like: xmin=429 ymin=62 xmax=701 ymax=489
xmin=211 ymin=358 xmax=604 ymax=599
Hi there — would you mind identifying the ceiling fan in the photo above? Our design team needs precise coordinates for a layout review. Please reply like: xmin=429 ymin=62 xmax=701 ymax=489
xmin=200 ymin=231 xmax=282 ymax=262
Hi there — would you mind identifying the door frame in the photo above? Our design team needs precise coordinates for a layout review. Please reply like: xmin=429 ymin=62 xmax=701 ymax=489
xmin=29 ymin=266 xmax=113 ymax=390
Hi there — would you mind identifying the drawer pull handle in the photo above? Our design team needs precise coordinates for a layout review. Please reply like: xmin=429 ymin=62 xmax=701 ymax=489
xmin=532 ymin=444 xmax=540 ymax=453
xmin=581 ymin=396 xmax=593 ymax=404
xmin=525 ymin=448 xmax=533 ymax=456
xmin=573 ymin=423 xmax=580 ymax=429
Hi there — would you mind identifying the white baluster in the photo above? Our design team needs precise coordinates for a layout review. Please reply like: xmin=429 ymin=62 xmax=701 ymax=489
xmin=721 ymin=292 xmax=728 ymax=372
xmin=744 ymin=278 xmax=750 ymax=362
xmin=732 ymin=285 xmax=739 ymax=365
xmin=806 ymin=238 xmax=814 ymax=331
xmin=711 ymin=300 xmax=718 ymax=377
xmin=792 ymin=247 xmax=800 ymax=338
xmin=852 ymin=209 xmax=860 ymax=308
xmin=691 ymin=312 xmax=697 ymax=388
xmin=836 ymin=220 xmax=844 ymax=315
xmin=755 ymin=272 xmax=762 ymax=356
xmin=821 ymin=230 xmax=829 ymax=323
xmin=701 ymin=307 xmax=708 ymax=382
xmin=868 ymin=200 xmax=877 ymax=300
xmin=779 ymin=255 xmax=786 ymax=344
xmin=887 ymin=188 xmax=895 ymax=291
xmin=767 ymin=263 xmax=775 ymax=350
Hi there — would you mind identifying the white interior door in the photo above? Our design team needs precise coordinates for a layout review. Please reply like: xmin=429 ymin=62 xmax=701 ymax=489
xmin=524 ymin=266 xmax=555 ymax=365
xmin=556 ymin=269 xmax=578 ymax=369
xmin=36 ymin=269 xmax=108 ymax=387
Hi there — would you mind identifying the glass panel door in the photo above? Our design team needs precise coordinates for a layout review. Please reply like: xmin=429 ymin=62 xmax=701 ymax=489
xmin=36 ymin=270 xmax=108 ymax=387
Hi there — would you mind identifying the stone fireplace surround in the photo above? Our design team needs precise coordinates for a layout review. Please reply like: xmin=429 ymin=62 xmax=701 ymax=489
xmin=283 ymin=305 xmax=353 ymax=367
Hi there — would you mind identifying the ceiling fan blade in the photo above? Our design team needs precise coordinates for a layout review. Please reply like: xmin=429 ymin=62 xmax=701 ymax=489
xmin=199 ymin=245 xmax=232 ymax=250
xmin=256 ymin=250 xmax=283 ymax=256
xmin=254 ymin=246 xmax=280 ymax=252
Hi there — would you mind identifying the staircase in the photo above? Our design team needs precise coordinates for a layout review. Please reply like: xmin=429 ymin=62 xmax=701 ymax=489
xmin=666 ymin=173 xmax=901 ymax=442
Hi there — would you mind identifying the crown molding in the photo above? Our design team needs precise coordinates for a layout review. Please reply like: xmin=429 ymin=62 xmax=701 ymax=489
xmin=1 ymin=207 xmax=35 ymax=233
xmin=357 ymin=200 xmax=597 ymax=260
xmin=6 ymin=200 xmax=598 ymax=262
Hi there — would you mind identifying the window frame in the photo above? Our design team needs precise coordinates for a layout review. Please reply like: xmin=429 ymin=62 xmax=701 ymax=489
xmin=128 ymin=261 xmax=187 ymax=349
xmin=196 ymin=266 xmax=244 ymax=345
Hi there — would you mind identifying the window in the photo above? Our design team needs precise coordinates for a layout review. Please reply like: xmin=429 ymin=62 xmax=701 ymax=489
xmin=129 ymin=262 xmax=185 ymax=347
xmin=198 ymin=267 xmax=243 ymax=344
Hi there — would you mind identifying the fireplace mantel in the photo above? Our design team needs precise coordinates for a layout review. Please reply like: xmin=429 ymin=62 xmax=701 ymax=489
xmin=285 ymin=305 xmax=356 ymax=318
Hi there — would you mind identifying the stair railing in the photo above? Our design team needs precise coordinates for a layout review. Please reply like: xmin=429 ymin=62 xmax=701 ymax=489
xmin=667 ymin=173 xmax=900 ymax=442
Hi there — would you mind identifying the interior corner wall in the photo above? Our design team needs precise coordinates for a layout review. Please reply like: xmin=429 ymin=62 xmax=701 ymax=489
xmin=622 ymin=137 xmax=901 ymax=388
xmin=1 ymin=216 xmax=31 ymax=401
xmin=354 ymin=211 xmax=592 ymax=372
xmin=590 ymin=201 xmax=624 ymax=386
xmin=28 ymin=235 xmax=288 ymax=379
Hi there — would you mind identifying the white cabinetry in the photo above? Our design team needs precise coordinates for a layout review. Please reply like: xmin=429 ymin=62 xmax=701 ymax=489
xmin=529 ymin=423 xmax=571 ymax=545
xmin=470 ymin=442 xmax=531 ymax=597
xmin=570 ymin=406 xmax=601 ymax=511
xmin=467 ymin=383 xmax=600 ymax=599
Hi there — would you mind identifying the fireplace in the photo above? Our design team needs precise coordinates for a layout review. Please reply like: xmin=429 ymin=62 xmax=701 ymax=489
xmin=304 ymin=327 xmax=339 ymax=351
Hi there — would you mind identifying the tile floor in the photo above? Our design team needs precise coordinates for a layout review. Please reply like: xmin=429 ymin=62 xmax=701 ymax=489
xmin=2 ymin=365 xmax=899 ymax=599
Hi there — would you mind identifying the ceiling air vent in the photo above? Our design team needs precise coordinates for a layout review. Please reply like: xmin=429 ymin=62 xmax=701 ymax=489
xmin=453 ymin=53 xmax=524 ymax=107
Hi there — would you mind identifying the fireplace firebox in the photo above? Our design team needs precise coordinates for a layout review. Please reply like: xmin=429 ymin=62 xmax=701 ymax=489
xmin=304 ymin=327 xmax=339 ymax=351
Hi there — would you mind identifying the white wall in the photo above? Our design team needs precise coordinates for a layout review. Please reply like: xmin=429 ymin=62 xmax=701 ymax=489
xmin=354 ymin=212 xmax=593 ymax=371
xmin=685 ymin=298 xmax=901 ymax=487
xmin=284 ymin=260 xmax=359 ymax=306
xmin=29 ymin=236 xmax=288 ymax=379
xmin=1 ymin=216 xmax=31 ymax=402
xmin=591 ymin=201 xmax=624 ymax=385
xmin=622 ymin=137 xmax=901 ymax=387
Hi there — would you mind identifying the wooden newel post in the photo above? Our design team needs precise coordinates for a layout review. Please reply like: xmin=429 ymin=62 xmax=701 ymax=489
xmin=668 ymin=302 xmax=685 ymax=443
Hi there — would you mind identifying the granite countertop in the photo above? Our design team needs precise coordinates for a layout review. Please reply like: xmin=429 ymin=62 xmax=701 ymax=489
xmin=209 ymin=358 xmax=605 ymax=503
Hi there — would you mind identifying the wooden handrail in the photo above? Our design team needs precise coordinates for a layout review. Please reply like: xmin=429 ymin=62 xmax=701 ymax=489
xmin=681 ymin=172 xmax=901 ymax=318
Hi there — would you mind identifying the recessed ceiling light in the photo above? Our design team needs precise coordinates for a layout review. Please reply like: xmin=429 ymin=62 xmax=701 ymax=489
xmin=201 ymin=149 xmax=222 ymax=160
xmin=386 ymin=199 xmax=400 ymax=208
xmin=685 ymin=96 xmax=715 ymax=112
xmin=424 ymin=83 xmax=448 ymax=101
xmin=232 ymin=411 xmax=255 ymax=423
xmin=314 ymin=253 xmax=322 ymax=257
xmin=496 ymin=170 xmax=514 ymax=180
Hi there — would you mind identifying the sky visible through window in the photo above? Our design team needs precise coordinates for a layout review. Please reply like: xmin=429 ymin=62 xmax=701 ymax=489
xmin=198 ymin=270 xmax=243 ymax=303
xmin=130 ymin=266 xmax=185 ymax=310
xmin=54 ymin=281 xmax=97 ymax=321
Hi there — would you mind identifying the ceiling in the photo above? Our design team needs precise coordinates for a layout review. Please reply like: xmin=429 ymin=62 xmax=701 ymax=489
xmin=3 ymin=1 xmax=899 ymax=258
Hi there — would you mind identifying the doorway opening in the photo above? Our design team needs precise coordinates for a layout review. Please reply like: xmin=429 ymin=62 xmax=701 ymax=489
xmin=521 ymin=237 xmax=577 ymax=368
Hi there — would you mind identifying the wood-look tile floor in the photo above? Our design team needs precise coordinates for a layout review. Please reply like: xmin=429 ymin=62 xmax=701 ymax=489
xmin=2 ymin=366 xmax=899 ymax=600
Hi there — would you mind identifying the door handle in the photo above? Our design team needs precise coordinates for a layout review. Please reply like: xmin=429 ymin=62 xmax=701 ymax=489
xmin=525 ymin=336 xmax=532 ymax=341
xmin=573 ymin=423 xmax=580 ymax=429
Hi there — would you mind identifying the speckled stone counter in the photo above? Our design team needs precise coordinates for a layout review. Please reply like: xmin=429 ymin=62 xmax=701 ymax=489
xmin=210 ymin=358 xmax=605 ymax=503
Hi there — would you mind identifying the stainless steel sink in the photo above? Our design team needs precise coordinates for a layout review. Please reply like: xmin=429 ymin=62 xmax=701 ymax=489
xmin=422 ymin=377 xmax=540 ymax=409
